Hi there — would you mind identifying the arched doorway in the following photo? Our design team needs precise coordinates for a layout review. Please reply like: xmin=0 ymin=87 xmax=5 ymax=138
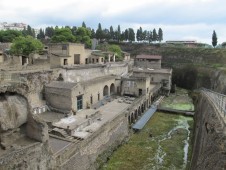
xmin=128 ymin=115 xmax=131 ymax=124
xmin=103 ymin=85 xmax=109 ymax=96
xmin=141 ymin=104 xmax=144 ymax=113
xmin=138 ymin=106 xmax=141 ymax=116
xmin=110 ymin=83 xmax=115 ymax=95
xmin=131 ymin=113 xmax=134 ymax=123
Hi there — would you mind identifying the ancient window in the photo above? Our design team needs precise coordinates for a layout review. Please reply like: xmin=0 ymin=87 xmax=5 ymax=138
xmin=64 ymin=59 xmax=68 ymax=65
xmin=139 ymin=89 xmax=142 ymax=96
xmin=101 ymin=58 xmax=104 ymax=62
xmin=77 ymin=95 xmax=83 ymax=110
xmin=98 ymin=93 xmax=100 ymax=101
xmin=90 ymin=95 xmax=93 ymax=104
xmin=62 ymin=45 xmax=67 ymax=50
xmin=96 ymin=59 xmax=99 ymax=63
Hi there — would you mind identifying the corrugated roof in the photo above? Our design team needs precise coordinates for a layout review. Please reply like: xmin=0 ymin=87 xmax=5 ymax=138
xmin=46 ymin=81 xmax=77 ymax=90
xmin=132 ymin=106 xmax=157 ymax=130
xmin=136 ymin=55 xmax=162 ymax=59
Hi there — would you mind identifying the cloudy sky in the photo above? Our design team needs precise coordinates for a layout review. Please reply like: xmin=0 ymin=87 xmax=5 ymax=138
xmin=0 ymin=0 xmax=225 ymax=44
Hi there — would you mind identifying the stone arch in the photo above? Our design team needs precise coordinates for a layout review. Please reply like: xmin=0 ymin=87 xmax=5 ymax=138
xmin=128 ymin=115 xmax=131 ymax=124
xmin=141 ymin=104 xmax=144 ymax=113
xmin=110 ymin=83 xmax=115 ymax=95
xmin=138 ymin=106 xmax=141 ymax=116
xmin=103 ymin=85 xmax=109 ymax=96
xmin=131 ymin=113 xmax=134 ymax=123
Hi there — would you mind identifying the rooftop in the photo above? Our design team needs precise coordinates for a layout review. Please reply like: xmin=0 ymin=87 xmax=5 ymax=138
xmin=136 ymin=55 xmax=162 ymax=60
xmin=133 ymin=67 xmax=172 ymax=74
xmin=46 ymin=81 xmax=78 ymax=90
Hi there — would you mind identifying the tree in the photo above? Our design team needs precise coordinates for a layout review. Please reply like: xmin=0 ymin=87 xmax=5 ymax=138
xmin=11 ymin=36 xmax=43 ymax=56
xmin=96 ymin=23 xmax=104 ymax=41
xmin=125 ymin=29 xmax=129 ymax=41
xmin=91 ymin=29 xmax=96 ymax=39
xmin=158 ymin=28 xmax=163 ymax=42
xmin=108 ymin=45 xmax=122 ymax=60
xmin=117 ymin=25 xmax=121 ymax=42
xmin=152 ymin=28 xmax=157 ymax=42
xmin=45 ymin=27 xmax=54 ymax=38
xmin=51 ymin=28 xmax=76 ymax=43
xmin=75 ymin=27 xmax=92 ymax=48
xmin=37 ymin=29 xmax=45 ymax=39
xmin=110 ymin=26 xmax=114 ymax=40
xmin=82 ymin=21 xmax=86 ymax=28
xmin=212 ymin=30 xmax=217 ymax=48
xmin=128 ymin=28 xmax=135 ymax=42
xmin=0 ymin=30 xmax=22 ymax=42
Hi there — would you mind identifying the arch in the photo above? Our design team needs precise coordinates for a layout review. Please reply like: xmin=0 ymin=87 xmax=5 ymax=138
xmin=110 ymin=83 xmax=115 ymax=95
xmin=128 ymin=115 xmax=131 ymax=124
xmin=141 ymin=104 xmax=144 ymax=113
xmin=103 ymin=85 xmax=109 ymax=96
xmin=138 ymin=106 xmax=141 ymax=116
xmin=131 ymin=113 xmax=134 ymax=123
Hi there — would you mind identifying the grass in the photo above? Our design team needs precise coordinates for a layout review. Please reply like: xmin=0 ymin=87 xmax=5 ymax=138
xmin=160 ymin=88 xmax=194 ymax=111
xmin=101 ymin=112 xmax=193 ymax=170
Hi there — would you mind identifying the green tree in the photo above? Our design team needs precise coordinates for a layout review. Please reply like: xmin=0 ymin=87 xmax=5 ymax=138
xmin=82 ymin=21 xmax=86 ymax=28
xmin=117 ymin=25 xmax=121 ymax=42
xmin=45 ymin=27 xmax=54 ymax=38
xmin=37 ymin=29 xmax=45 ymax=39
xmin=96 ymin=23 xmax=103 ymax=41
xmin=128 ymin=28 xmax=135 ymax=42
xmin=11 ymin=36 xmax=43 ymax=56
xmin=108 ymin=45 xmax=122 ymax=60
xmin=91 ymin=29 xmax=96 ymax=38
xmin=51 ymin=28 xmax=76 ymax=43
xmin=153 ymin=28 xmax=157 ymax=42
xmin=0 ymin=30 xmax=22 ymax=42
xmin=75 ymin=27 xmax=92 ymax=48
xmin=212 ymin=30 xmax=217 ymax=48
xmin=158 ymin=28 xmax=163 ymax=42
xmin=110 ymin=26 xmax=114 ymax=40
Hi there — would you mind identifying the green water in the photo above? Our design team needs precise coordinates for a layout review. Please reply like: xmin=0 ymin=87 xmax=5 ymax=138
xmin=101 ymin=89 xmax=194 ymax=170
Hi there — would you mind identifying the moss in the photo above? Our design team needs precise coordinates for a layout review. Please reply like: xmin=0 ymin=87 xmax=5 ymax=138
xmin=101 ymin=112 xmax=193 ymax=170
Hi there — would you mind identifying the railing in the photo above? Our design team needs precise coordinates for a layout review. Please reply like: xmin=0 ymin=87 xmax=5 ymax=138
xmin=201 ymin=88 xmax=226 ymax=118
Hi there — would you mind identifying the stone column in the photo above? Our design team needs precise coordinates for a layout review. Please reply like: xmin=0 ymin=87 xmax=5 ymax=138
xmin=113 ymin=54 xmax=115 ymax=62
xmin=108 ymin=54 xmax=110 ymax=62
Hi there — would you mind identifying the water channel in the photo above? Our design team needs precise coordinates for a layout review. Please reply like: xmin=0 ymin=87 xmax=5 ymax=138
xmin=101 ymin=89 xmax=194 ymax=170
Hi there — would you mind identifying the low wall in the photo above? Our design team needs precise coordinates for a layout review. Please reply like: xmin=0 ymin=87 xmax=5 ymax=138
xmin=0 ymin=142 xmax=53 ymax=170
xmin=54 ymin=111 xmax=129 ymax=170
xmin=190 ymin=93 xmax=226 ymax=170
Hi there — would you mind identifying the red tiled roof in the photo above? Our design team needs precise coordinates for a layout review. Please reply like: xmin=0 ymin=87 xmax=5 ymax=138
xmin=136 ymin=55 xmax=162 ymax=59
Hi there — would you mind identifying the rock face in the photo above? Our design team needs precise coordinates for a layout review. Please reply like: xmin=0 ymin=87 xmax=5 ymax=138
xmin=0 ymin=94 xmax=28 ymax=131
xmin=191 ymin=93 xmax=226 ymax=170
xmin=26 ymin=114 xmax=49 ymax=143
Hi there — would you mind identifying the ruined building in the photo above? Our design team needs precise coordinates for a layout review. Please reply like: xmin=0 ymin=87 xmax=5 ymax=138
xmin=0 ymin=43 xmax=171 ymax=169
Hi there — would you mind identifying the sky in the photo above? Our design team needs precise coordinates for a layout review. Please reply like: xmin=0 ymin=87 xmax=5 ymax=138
xmin=0 ymin=0 xmax=225 ymax=44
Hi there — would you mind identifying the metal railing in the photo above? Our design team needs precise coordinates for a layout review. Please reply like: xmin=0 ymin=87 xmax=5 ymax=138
xmin=201 ymin=88 xmax=226 ymax=118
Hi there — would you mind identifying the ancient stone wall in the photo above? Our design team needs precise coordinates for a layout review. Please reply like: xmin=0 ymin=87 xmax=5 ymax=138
xmin=0 ymin=142 xmax=53 ymax=170
xmin=190 ymin=93 xmax=226 ymax=170
xmin=54 ymin=111 xmax=129 ymax=170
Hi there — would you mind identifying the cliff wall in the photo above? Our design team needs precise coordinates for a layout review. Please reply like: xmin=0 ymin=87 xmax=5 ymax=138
xmin=190 ymin=93 xmax=226 ymax=170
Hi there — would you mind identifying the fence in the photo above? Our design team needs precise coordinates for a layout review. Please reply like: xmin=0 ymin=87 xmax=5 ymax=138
xmin=201 ymin=88 xmax=226 ymax=118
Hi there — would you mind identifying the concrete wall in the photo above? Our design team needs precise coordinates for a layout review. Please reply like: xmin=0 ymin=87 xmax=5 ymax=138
xmin=69 ymin=44 xmax=86 ymax=65
xmin=190 ymin=93 xmax=226 ymax=170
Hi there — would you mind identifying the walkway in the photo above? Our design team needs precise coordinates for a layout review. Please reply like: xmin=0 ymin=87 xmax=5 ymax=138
xmin=132 ymin=96 xmax=164 ymax=130
xmin=132 ymin=106 xmax=157 ymax=130
xmin=201 ymin=88 xmax=226 ymax=125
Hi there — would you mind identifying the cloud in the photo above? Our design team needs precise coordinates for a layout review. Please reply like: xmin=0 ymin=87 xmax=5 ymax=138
xmin=0 ymin=0 xmax=225 ymax=44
